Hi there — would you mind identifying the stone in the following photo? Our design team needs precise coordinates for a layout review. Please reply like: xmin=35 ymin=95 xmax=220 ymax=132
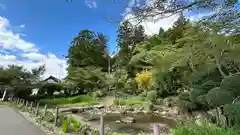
xmin=115 ymin=120 xmax=121 ymax=123
xmin=120 ymin=116 xmax=135 ymax=124
xmin=160 ymin=111 xmax=167 ymax=115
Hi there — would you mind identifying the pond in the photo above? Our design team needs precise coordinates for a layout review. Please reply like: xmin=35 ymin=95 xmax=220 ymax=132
xmin=76 ymin=112 xmax=176 ymax=134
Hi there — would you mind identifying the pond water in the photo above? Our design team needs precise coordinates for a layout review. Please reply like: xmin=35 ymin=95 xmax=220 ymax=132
xmin=77 ymin=112 xmax=176 ymax=134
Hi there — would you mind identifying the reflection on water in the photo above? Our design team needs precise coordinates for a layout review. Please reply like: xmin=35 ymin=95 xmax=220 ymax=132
xmin=77 ymin=112 xmax=176 ymax=134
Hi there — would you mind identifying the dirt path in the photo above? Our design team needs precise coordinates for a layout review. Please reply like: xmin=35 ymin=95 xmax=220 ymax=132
xmin=0 ymin=105 xmax=46 ymax=135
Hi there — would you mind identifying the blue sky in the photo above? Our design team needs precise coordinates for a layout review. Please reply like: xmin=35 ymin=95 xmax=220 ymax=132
xmin=0 ymin=0 xmax=129 ymax=56
xmin=0 ymin=0 xmax=134 ymax=78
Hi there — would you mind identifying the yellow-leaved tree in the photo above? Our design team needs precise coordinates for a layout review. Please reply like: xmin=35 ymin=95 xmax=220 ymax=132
xmin=135 ymin=70 xmax=153 ymax=91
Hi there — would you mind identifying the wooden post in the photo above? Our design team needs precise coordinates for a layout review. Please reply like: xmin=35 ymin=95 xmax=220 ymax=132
xmin=54 ymin=106 xmax=59 ymax=126
xmin=153 ymin=124 xmax=160 ymax=135
xmin=35 ymin=102 xmax=39 ymax=116
xmin=30 ymin=102 xmax=33 ymax=112
xmin=22 ymin=100 xmax=25 ymax=107
xmin=25 ymin=100 xmax=28 ymax=109
xmin=100 ymin=115 xmax=104 ymax=135
xmin=44 ymin=104 xmax=48 ymax=116
xmin=16 ymin=98 xmax=19 ymax=104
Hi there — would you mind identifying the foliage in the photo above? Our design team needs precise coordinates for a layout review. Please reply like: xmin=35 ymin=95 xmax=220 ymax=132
xmin=147 ymin=90 xmax=158 ymax=102
xmin=135 ymin=70 xmax=153 ymax=90
xmin=0 ymin=65 xmax=45 ymax=98
xmin=42 ymin=111 xmax=55 ymax=123
xmin=60 ymin=119 xmax=71 ymax=133
xmin=206 ymin=87 xmax=235 ymax=108
xmin=173 ymin=123 xmax=240 ymax=135
xmin=92 ymin=90 xmax=105 ymax=99
xmin=223 ymin=102 xmax=240 ymax=125
xmin=221 ymin=74 xmax=240 ymax=96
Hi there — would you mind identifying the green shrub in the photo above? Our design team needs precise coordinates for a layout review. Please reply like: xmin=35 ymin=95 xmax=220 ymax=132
xmin=202 ymin=80 xmax=220 ymax=91
xmin=147 ymin=90 xmax=158 ymax=102
xmin=79 ymin=124 xmax=90 ymax=134
xmin=177 ymin=100 xmax=197 ymax=111
xmin=92 ymin=90 xmax=105 ymax=99
xmin=179 ymin=92 xmax=190 ymax=101
xmin=42 ymin=111 xmax=54 ymax=123
xmin=196 ymin=95 xmax=207 ymax=105
xmin=189 ymin=88 xmax=208 ymax=103
xmin=173 ymin=123 xmax=240 ymax=135
xmin=60 ymin=119 xmax=71 ymax=133
xmin=223 ymin=103 xmax=240 ymax=125
xmin=206 ymin=87 xmax=235 ymax=107
xmin=221 ymin=73 xmax=240 ymax=96
xmin=71 ymin=119 xmax=81 ymax=132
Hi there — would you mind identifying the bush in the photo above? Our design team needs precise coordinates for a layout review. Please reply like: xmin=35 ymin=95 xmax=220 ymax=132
xmin=179 ymin=92 xmax=190 ymax=101
xmin=173 ymin=123 xmax=240 ymax=135
xmin=60 ymin=119 xmax=71 ymax=133
xmin=177 ymin=100 xmax=197 ymax=111
xmin=42 ymin=111 xmax=54 ymax=123
xmin=201 ymin=80 xmax=220 ymax=91
xmin=189 ymin=88 xmax=208 ymax=103
xmin=221 ymin=73 xmax=240 ymax=96
xmin=206 ymin=87 xmax=235 ymax=107
xmin=92 ymin=90 xmax=105 ymax=99
xmin=147 ymin=90 xmax=158 ymax=102
xmin=223 ymin=103 xmax=240 ymax=125
xmin=71 ymin=118 xmax=81 ymax=132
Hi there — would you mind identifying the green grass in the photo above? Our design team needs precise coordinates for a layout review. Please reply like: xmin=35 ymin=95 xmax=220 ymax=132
xmin=113 ymin=97 xmax=148 ymax=105
xmin=39 ymin=95 xmax=96 ymax=106
xmin=173 ymin=123 xmax=240 ymax=135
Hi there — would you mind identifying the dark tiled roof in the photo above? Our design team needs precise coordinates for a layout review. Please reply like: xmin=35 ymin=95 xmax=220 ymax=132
xmin=43 ymin=76 xmax=61 ymax=83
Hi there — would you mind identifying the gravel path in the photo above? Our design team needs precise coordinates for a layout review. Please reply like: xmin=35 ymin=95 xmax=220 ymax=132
xmin=0 ymin=105 xmax=46 ymax=135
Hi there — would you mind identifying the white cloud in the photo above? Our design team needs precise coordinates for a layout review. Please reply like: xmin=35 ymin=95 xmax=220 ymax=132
xmin=0 ymin=16 xmax=67 ymax=79
xmin=85 ymin=0 xmax=97 ymax=8
xmin=0 ymin=17 xmax=38 ymax=52
xmin=22 ymin=52 xmax=46 ymax=61
xmin=19 ymin=24 xmax=25 ymax=28
xmin=125 ymin=13 xmax=180 ymax=35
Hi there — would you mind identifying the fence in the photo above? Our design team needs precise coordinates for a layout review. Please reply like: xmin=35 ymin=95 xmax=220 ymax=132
xmin=12 ymin=98 xmax=161 ymax=135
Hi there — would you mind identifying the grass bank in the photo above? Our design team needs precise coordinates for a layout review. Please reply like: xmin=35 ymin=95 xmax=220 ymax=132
xmin=39 ymin=95 xmax=98 ymax=107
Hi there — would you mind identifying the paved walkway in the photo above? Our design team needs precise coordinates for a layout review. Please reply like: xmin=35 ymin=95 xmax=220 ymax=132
xmin=0 ymin=105 xmax=46 ymax=135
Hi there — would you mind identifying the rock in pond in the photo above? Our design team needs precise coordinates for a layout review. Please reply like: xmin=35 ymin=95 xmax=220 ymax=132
xmin=120 ymin=116 xmax=135 ymax=124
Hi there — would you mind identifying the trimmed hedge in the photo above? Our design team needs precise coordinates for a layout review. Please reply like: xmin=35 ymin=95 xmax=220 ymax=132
xmin=206 ymin=87 xmax=235 ymax=107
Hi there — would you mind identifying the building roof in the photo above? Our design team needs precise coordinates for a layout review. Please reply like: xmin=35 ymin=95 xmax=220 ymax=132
xmin=43 ymin=76 xmax=61 ymax=83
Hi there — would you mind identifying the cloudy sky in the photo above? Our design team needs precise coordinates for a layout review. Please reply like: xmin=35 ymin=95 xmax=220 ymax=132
xmin=0 ymin=0 xmax=213 ymax=79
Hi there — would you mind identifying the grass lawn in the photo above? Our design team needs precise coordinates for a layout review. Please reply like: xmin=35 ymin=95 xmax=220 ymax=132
xmin=173 ymin=123 xmax=240 ymax=135
xmin=113 ymin=96 xmax=148 ymax=106
xmin=39 ymin=95 xmax=98 ymax=107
